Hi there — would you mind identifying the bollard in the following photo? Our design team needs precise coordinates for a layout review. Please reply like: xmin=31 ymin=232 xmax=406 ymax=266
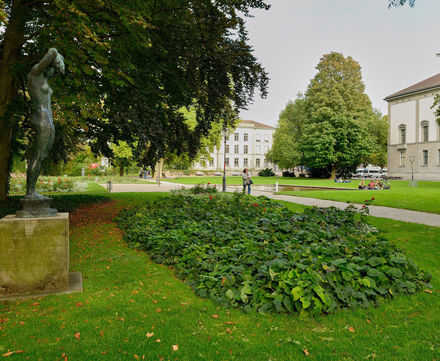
xmin=107 ymin=180 xmax=112 ymax=193
xmin=275 ymin=182 xmax=279 ymax=192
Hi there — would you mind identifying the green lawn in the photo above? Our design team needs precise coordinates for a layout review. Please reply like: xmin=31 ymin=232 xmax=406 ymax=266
xmin=279 ymin=180 xmax=440 ymax=215
xmin=165 ymin=176 xmax=440 ymax=214
xmin=1 ymin=192 xmax=439 ymax=360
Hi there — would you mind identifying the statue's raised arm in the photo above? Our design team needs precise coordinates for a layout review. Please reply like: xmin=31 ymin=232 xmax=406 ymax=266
xmin=29 ymin=48 xmax=59 ymax=75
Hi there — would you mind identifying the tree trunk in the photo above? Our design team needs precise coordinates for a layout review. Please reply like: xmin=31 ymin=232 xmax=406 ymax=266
xmin=119 ymin=164 xmax=124 ymax=176
xmin=0 ymin=0 xmax=27 ymax=201
xmin=329 ymin=166 xmax=336 ymax=180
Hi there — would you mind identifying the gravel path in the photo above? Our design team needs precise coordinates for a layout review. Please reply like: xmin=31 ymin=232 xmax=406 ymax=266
xmin=105 ymin=182 xmax=440 ymax=228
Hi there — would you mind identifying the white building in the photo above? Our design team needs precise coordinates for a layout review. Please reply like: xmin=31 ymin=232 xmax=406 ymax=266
xmin=196 ymin=119 xmax=276 ymax=172
xmin=384 ymin=73 xmax=440 ymax=180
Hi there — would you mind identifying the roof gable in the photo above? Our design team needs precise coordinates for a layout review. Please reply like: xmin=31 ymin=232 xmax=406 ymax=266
xmin=384 ymin=73 xmax=440 ymax=101
xmin=239 ymin=119 xmax=274 ymax=129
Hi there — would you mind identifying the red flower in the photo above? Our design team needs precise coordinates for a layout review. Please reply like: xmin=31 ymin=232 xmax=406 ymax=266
xmin=209 ymin=195 xmax=213 ymax=199
xmin=253 ymin=203 xmax=258 ymax=207
xmin=362 ymin=205 xmax=366 ymax=208
xmin=371 ymin=197 xmax=375 ymax=200
xmin=208 ymin=182 xmax=211 ymax=184
xmin=364 ymin=200 xmax=368 ymax=202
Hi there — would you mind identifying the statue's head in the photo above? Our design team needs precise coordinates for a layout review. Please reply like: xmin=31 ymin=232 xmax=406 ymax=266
xmin=47 ymin=53 xmax=65 ymax=77
xmin=52 ymin=53 xmax=65 ymax=74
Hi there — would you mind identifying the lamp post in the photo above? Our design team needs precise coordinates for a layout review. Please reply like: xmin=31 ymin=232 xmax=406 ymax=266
xmin=409 ymin=155 xmax=415 ymax=181
xmin=222 ymin=128 xmax=228 ymax=192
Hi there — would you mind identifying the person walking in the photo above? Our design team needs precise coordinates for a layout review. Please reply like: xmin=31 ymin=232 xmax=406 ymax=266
xmin=242 ymin=168 xmax=252 ymax=194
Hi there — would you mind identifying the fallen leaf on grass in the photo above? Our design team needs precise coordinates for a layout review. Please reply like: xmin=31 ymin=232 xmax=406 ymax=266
xmin=348 ymin=327 xmax=355 ymax=333
xmin=155 ymin=308 xmax=162 ymax=313
xmin=31 ymin=302 xmax=40 ymax=306
xmin=366 ymin=319 xmax=372 ymax=324
xmin=154 ymin=339 xmax=161 ymax=343
xmin=75 ymin=303 xmax=83 ymax=307
xmin=211 ymin=315 xmax=219 ymax=319
xmin=225 ymin=321 xmax=235 ymax=325
xmin=146 ymin=332 xmax=154 ymax=338
xmin=3 ymin=350 xmax=24 ymax=357
xmin=303 ymin=349 xmax=310 ymax=356
xmin=172 ymin=345 xmax=178 ymax=352
xmin=226 ymin=328 xmax=232 ymax=334
xmin=74 ymin=332 xmax=80 ymax=340
xmin=424 ymin=289 xmax=433 ymax=294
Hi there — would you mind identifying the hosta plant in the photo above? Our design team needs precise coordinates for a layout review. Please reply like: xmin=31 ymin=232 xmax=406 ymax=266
xmin=116 ymin=193 xmax=431 ymax=315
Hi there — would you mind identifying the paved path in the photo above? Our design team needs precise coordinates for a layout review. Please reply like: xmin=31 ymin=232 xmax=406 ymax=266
xmin=105 ymin=182 xmax=440 ymax=227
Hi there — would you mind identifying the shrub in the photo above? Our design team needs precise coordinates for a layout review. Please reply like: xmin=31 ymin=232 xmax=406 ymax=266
xmin=0 ymin=194 xmax=111 ymax=218
xmin=258 ymin=168 xmax=275 ymax=177
xmin=282 ymin=170 xmax=296 ymax=177
xmin=117 ymin=193 xmax=431 ymax=315
xmin=190 ymin=183 xmax=218 ymax=195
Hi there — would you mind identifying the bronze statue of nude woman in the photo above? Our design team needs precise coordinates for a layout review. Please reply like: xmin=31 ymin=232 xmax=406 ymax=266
xmin=17 ymin=48 xmax=64 ymax=218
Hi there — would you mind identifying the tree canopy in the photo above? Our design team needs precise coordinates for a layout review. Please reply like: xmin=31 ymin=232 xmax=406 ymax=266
xmin=271 ymin=52 xmax=381 ymax=177
xmin=0 ymin=0 xmax=269 ymax=199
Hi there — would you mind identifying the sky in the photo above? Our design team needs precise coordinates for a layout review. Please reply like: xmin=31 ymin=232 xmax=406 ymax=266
xmin=239 ymin=0 xmax=440 ymax=127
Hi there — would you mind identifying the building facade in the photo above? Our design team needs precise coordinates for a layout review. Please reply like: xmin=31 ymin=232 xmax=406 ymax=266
xmin=384 ymin=73 xmax=440 ymax=180
xmin=196 ymin=119 xmax=276 ymax=172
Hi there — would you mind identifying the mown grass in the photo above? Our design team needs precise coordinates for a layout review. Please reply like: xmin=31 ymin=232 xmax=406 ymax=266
xmin=166 ymin=176 xmax=440 ymax=214
xmin=0 ymin=192 xmax=439 ymax=360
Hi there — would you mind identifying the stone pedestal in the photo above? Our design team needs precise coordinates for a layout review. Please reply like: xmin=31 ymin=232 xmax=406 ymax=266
xmin=0 ymin=213 xmax=69 ymax=295
xmin=16 ymin=197 xmax=58 ymax=218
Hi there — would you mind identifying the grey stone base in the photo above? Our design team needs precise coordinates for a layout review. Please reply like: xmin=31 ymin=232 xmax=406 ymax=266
xmin=16 ymin=197 xmax=58 ymax=218
xmin=0 ymin=272 xmax=82 ymax=301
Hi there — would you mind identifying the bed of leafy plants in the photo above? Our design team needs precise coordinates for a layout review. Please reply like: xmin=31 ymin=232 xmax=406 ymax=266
xmin=116 ymin=193 xmax=431 ymax=315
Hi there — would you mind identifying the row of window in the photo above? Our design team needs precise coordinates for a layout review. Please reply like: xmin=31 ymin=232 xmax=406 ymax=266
xmin=399 ymin=149 xmax=440 ymax=166
xmin=399 ymin=122 xmax=434 ymax=144
xmin=231 ymin=133 xmax=270 ymax=142
xmin=225 ymin=145 xmax=269 ymax=154
xmin=209 ymin=158 xmax=269 ymax=168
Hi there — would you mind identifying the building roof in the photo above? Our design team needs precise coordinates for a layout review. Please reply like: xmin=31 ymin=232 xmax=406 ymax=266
xmin=239 ymin=119 xmax=274 ymax=129
xmin=384 ymin=73 xmax=440 ymax=101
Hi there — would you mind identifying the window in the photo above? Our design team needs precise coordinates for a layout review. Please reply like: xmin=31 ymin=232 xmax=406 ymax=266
xmin=234 ymin=145 xmax=239 ymax=154
xmin=264 ymin=134 xmax=269 ymax=142
xmin=423 ymin=150 xmax=428 ymax=166
xmin=244 ymin=145 xmax=248 ymax=154
xmin=400 ymin=151 xmax=405 ymax=166
xmin=225 ymin=158 xmax=229 ymax=167
xmin=256 ymin=145 xmax=261 ymax=154
xmin=244 ymin=133 xmax=248 ymax=141
xmin=256 ymin=134 xmax=261 ymax=142
xmin=256 ymin=158 xmax=260 ymax=167
xmin=234 ymin=158 xmax=239 ymax=167
xmin=244 ymin=158 xmax=248 ymax=167
xmin=209 ymin=158 xmax=214 ymax=167
xmin=234 ymin=133 xmax=239 ymax=141
xmin=423 ymin=125 xmax=429 ymax=142
xmin=264 ymin=146 xmax=269 ymax=153
xmin=264 ymin=158 xmax=268 ymax=167
xmin=225 ymin=144 xmax=229 ymax=154
xmin=399 ymin=125 xmax=406 ymax=144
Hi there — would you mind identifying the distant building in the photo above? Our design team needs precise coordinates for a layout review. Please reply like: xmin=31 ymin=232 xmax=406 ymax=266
xmin=384 ymin=73 xmax=440 ymax=180
xmin=195 ymin=119 xmax=276 ymax=172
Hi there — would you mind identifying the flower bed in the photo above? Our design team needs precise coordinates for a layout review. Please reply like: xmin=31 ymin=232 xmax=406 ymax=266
xmin=9 ymin=173 xmax=77 ymax=194
xmin=117 ymin=193 xmax=431 ymax=315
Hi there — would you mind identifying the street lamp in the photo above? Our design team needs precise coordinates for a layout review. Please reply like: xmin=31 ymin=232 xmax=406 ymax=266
xmin=409 ymin=155 xmax=415 ymax=181
xmin=222 ymin=128 xmax=228 ymax=192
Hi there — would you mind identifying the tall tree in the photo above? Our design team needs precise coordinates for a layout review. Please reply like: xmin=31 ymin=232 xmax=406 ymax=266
xmin=266 ymin=93 xmax=306 ymax=170
xmin=0 ymin=0 xmax=269 ymax=200
xmin=300 ymin=52 xmax=375 ymax=178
